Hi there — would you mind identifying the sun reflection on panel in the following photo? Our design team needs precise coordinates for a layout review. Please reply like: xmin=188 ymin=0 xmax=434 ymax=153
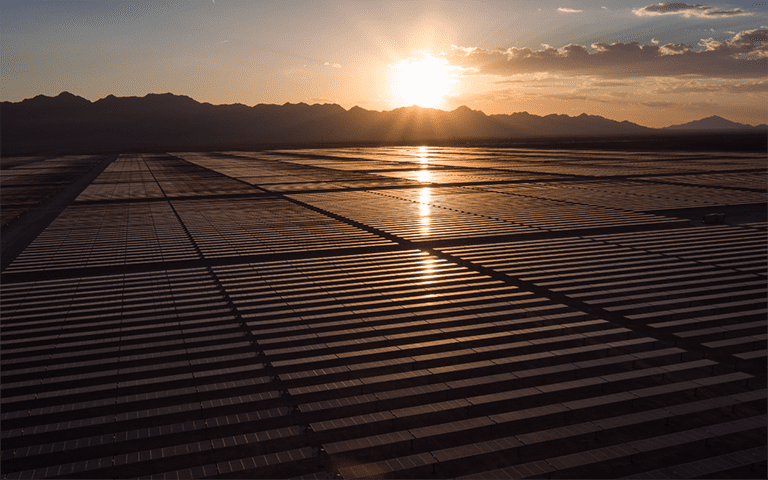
xmin=419 ymin=187 xmax=431 ymax=236
xmin=417 ymin=146 xmax=429 ymax=164
xmin=419 ymin=257 xmax=439 ymax=282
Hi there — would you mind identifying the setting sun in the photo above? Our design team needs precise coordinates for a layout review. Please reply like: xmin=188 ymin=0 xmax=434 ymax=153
xmin=392 ymin=55 xmax=454 ymax=108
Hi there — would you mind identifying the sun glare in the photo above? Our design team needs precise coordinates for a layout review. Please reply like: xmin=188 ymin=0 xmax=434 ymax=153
xmin=392 ymin=55 xmax=454 ymax=108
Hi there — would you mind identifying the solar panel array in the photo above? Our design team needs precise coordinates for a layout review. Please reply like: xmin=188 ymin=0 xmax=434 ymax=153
xmin=1 ymin=147 xmax=765 ymax=479
xmin=1 ymin=155 xmax=102 ymax=229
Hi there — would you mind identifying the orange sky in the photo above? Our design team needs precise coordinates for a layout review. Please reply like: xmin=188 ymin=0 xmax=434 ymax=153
xmin=2 ymin=1 xmax=766 ymax=127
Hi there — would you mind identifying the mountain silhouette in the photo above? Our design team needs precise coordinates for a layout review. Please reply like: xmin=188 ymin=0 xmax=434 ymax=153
xmin=663 ymin=115 xmax=767 ymax=131
xmin=490 ymin=111 xmax=653 ymax=136
xmin=1 ymin=92 xmax=764 ymax=155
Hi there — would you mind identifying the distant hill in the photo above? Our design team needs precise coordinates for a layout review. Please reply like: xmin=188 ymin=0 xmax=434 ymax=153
xmin=1 ymin=92 xmax=764 ymax=155
xmin=490 ymin=111 xmax=653 ymax=136
xmin=663 ymin=115 xmax=767 ymax=131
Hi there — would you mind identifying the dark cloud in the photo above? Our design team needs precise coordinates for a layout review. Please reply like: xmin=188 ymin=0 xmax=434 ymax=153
xmin=446 ymin=29 xmax=767 ymax=79
xmin=705 ymin=9 xmax=750 ymax=16
xmin=633 ymin=3 xmax=752 ymax=18
xmin=732 ymin=28 xmax=768 ymax=47
xmin=642 ymin=3 xmax=710 ymax=14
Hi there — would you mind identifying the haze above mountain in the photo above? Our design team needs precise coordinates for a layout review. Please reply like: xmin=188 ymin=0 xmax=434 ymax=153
xmin=2 ymin=92 xmax=765 ymax=155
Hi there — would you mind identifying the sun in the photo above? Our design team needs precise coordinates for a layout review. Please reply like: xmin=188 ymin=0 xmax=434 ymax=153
xmin=392 ymin=55 xmax=454 ymax=108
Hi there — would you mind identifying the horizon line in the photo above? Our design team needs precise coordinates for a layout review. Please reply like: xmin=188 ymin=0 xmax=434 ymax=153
xmin=5 ymin=90 xmax=766 ymax=129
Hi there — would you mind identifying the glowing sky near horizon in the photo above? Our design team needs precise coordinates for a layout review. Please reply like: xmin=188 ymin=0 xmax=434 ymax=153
xmin=1 ymin=1 xmax=766 ymax=127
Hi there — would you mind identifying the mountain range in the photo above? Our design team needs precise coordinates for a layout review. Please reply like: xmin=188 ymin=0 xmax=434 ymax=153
xmin=2 ymin=92 xmax=765 ymax=155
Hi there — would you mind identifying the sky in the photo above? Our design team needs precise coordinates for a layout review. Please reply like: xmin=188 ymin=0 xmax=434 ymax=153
xmin=2 ymin=1 xmax=766 ymax=127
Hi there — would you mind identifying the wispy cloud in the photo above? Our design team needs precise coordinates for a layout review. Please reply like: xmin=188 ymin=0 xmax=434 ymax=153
xmin=216 ymin=39 xmax=229 ymax=45
xmin=324 ymin=62 xmax=342 ymax=68
xmin=653 ymin=79 xmax=768 ymax=94
xmin=308 ymin=97 xmax=340 ymax=104
xmin=557 ymin=7 xmax=583 ymax=13
xmin=591 ymin=80 xmax=633 ymax=87
xmin=633 ymin=3 xmax=753 ymax=18
xmin=537 ymin=89 xmax=731 ymax=111
xmin=651 ymin=38 xmax=660 ymax=44
xmin=445 ymin=28 xmax=767 ymax=79
xmin=639 ymin=100 xmax=677 ymax=108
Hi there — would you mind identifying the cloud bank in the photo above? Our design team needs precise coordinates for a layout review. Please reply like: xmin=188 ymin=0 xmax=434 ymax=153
xmin=446 ymin=28 xmax=767 ymax=78
xmin=633 ymin=3 xmax=753 ymax=18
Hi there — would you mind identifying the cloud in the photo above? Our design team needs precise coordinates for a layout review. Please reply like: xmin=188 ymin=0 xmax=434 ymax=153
xmin=544 ymin=92 xmax=723 ymax=111
xmin=544 ymin=93 xmax=592 ymax=101
xmin=324 ymin=62 xmax=342 ymax=68
xmin=558 ymin=7 xmax=583 ymax=13
xmin=633 ymin=3 xmax=753 ymax=18
xmin=491 ymin=73 xmax=560 ymax=85
xmin=651 ymin=38 xmax=660 ymax=44
xmin=445 ymin=28 xmax=767 ymax=79
xmin=726 ymin=79 xmax=768 ymax=93
xmin=640 ymin=101 xmax=677 ymax=108
xmin=639 ymin=100 xmax=723 ymax=110
xmin=653 ymin=79 xmax=768 ymax=94
xmin=591 ymin=80 xmax=633 ymax=87
xmin=543 ymin=92 xmax=629 ymax=103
